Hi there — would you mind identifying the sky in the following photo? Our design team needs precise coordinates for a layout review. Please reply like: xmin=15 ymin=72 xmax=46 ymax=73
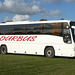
xmin=0 ymin=0 xmax=75 ymax=22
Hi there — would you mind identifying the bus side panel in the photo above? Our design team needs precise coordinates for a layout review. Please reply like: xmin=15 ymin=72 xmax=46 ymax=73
xmin=0 ymin=35 xmax=74 ymax=57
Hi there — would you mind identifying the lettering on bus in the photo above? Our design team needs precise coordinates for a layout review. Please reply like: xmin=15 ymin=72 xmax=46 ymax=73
xmin=0 ymin=36 xmax=37 ymax=42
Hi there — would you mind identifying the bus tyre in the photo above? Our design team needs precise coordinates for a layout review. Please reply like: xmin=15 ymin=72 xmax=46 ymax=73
xmin=45 ymin=47 xmax=55 ymax=58
xmin=1 ymin=45 xmax=7 ymax=54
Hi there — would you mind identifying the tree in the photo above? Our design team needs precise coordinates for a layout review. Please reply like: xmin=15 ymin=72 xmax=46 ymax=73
xmin=40 ymin=19 xmax=47 ymax=21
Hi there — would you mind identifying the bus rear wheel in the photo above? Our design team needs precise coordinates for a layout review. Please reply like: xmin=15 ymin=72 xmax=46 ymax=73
xmin=44 ymin=47 xmax=55 ymax=58
xmin=1 ymin=45 xmax=7 ymax=54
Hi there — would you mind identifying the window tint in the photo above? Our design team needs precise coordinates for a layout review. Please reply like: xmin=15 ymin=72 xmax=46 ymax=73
xmin=43 ymin=23 xmax=63 ymax=36
xmin=27 ymin=24 xmax=41 ymax=34
xmin=12 ymin=25 xmax=26 ymax=34
xmin=0 ymin=25 xmax=12 ymax=35
xmin=43 ymin=23 xmax=52 ymax=34
xmin=0 ymin=23 xmax=65 ymax=36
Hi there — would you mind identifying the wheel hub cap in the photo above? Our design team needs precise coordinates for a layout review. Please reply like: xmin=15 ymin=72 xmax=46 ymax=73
xmin=47 ymin=50 xmax=51 ymax=56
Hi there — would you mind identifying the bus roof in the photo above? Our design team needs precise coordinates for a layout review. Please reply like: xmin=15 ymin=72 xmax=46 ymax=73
xmin=0 ymin=20 xmax=72 ymax=25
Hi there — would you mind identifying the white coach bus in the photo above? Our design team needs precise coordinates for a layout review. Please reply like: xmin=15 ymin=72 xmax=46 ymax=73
xmin=0 ymin=20 xmax=75 ymax=58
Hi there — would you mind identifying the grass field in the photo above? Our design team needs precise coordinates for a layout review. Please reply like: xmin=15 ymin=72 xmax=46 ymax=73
xmin=0 ymin=54 xmax=75 ymax=75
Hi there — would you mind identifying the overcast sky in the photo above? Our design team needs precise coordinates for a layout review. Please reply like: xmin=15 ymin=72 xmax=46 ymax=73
xmin=0 ymin=0 xmax=75 ymax=22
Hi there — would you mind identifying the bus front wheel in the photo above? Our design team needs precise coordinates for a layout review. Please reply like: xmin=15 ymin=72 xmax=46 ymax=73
xmin=1 ymin=45 xmax=7 ymax=54
xmin=44 ymin=47 xmax=55 ymax=58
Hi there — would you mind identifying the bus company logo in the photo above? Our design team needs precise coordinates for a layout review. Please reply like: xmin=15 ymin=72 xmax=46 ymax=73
xmin=0 ymin=36 xmax=37 ymax=42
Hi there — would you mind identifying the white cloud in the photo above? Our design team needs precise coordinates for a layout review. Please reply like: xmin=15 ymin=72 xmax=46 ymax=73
xmin=0 ymin=0 xmax=42 ymax=15
xmin=0 ymin=0 xmax=62 ymax=21
xmin=4 ymin=15 xmax=30 ymax=22
xmin=0 ymin=0 xmax=61 ymax=15
xmin=50 ymin=10 xmax=61 ymax=17
xmin=66 ymin=0 xmax=75 ymax=2
xmin=31 ymin=5 xmax=41 ymax=14
xmin=12 ymin=15 xmax=30 ymax=21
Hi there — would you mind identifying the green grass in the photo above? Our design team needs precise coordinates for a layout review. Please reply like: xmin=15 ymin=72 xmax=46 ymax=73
xmin=0 ymin=54 xmax=75 ymax=75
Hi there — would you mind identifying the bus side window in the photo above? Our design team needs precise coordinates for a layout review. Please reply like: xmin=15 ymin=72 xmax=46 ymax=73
xmin=52 ymin=23 xmax=62 ymax=36
xmin=27 ymin=24 xmax=41 ymax=34
xmin=12 ymin=25 xmax=26 ymax=34
xmin=0 ymin=25 xmax=12 ymax=35
xmin=43 ymin=23 xmax=62 ymax=37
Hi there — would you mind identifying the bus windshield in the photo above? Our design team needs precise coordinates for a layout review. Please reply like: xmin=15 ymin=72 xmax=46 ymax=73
xmin=70 ymin=22 xmax=75 ymax=42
